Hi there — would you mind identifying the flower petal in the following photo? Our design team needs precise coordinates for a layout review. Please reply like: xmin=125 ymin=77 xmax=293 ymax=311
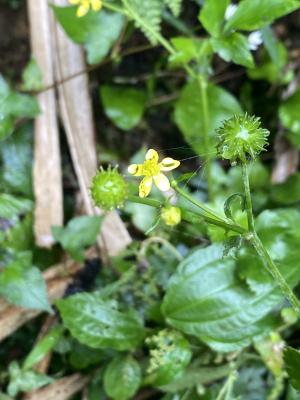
xmin=145 ymin=149 xmax=159 ymax=163
xmin=153 ymin=173 xmax=170 ymax=192
xmin=128 ymin=164 xmax=144 ymax=176
xmin=69 ymin=0 xmax=80 ymax=4
xmin=139 ymin=177 xmax=153 ymax=198
xmin=77 ymin=4 xmax=89 ymax=16
xmin=91 ymin=0 xmax=102 ymax=11
xmin=159 ymin=157 xmax=180 ymax=171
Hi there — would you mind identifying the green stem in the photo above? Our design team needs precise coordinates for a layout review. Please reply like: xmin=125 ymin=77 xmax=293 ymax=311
xmin=102 ymin=1 xmax=129 ymax=15
xmin=216 ymin=370 xmax=238 ymax=400
xmin=127 ymin=195 xmax=246 ymax=235
xmin=241 ymin=161 xmax=255 ymax=232
xmin=249 ymin=232 xmax=300 ymax=316
xmin=198 ymin=75 xmax=213 ymax=200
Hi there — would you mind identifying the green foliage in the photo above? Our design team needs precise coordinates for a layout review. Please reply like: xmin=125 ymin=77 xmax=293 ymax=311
xmin=199 ymin=0 xmax=229 ymax=37
xmin=0 ymin=125 xmax=33 ymax=197
xmin=100 ymin=85 xmax=147 ymax=130
xmin=0 ymin=252 xmax=51 ymax=312
xmin=21 ymin=58 xmax=43 ymax=91
xmin=7 ymin=361 xmax=53 ymax=397
xmin=103 ymin=355 xmax=142 ymax=400
xmin=52 ymin=6 xmax=125 ymax=64
xmin=0 ymin=75 xmax=39 ymax=140
xmin=284 ymin=347 xmax=300 ymax=393
xmin=175 ymin=82 xmax=241 ymax=156
xmin=279 ymin=89 xmax=300 ymax=148
xmin=56 ymin=293 xmax=146 ymax=350
xmin=23 ymin=326 xmax=64 ymax=370
xmin=0 ymin=193 xmax=32 ymax=219
xmin=225 ymin=0 xmax=300 ymax=31
xmin=271 ymin=173 xmax=300 ymax=204
xmin=52 ymin=215 xmax=103 ymax=261
xmin=211 ymin=33 xmax=254 ymax=68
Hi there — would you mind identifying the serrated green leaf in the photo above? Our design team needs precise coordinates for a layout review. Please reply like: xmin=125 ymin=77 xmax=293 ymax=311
xmin=174 ymin=82 xmax=241 ymax=156
xmin=162 ymin=244 xmax=278 ymax=352
xmin=52 ymin=215 xmax=103 ymax=261
xmin=7 ymin=361 xmax=53 ymax=397
xmin=284 ymin=347 xmax=300 ymax=393
xmin=100 ymin=86 xmax=147 ymax=130
xmin=163 ymin=209 xmax=300 ymax=353
xmin=52 ymin=6 xmax=125 ymax=64
xmin=56 ymin=293 xmax=145 ymax=350
xmin=22 ymin=58 xmax=43 ymax=91
xmin=211 ymin=32 xmax=254 ymax=68
xmin=163 ymin=0 xmax=182 ymax=16
xmin=199 ymin=0 xmax=229 ymax=37
xmin=225 ymin=0 xmax=300 ymax=31
xmin=0 ymin=252 xmax=51 ymax=312
xmin=104 ymin=355 xmax=142 ymax=400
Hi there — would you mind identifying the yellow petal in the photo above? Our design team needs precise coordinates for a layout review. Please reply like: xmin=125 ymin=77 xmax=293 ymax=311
xmin=139 ymin=177 xmax=153 ymax=198
xmin=159 ymin=157 xmax=180 ymax=171
xmin=153 ymin=173 xmax=170 ymax=192
xmin=77 ymin=4 xmax=89 ymax=17
xmin=91 ymin=0 xmax=102 ymax=11
xmin=145 ymin=149 xmax=159 ymax=163
xmin=128 ymin=164 xmax=144 ymax=176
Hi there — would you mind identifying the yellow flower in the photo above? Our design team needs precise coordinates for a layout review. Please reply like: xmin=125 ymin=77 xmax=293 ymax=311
xmin=128 ymin=149 xmax=180 ymax=198
xmin=161 ymin=206 xmax=181 ymax=226
xmin=69 ymin=0 xmax=102 ymax=17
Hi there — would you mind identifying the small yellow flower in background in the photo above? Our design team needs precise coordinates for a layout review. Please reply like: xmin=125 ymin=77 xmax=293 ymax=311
xmin=69 ymin=0 xmax=102 ymax=17
xmin=161 ymin=206 xmax=181 ymax=226
xmin=128 ymin=149 xmax=180 ymax=198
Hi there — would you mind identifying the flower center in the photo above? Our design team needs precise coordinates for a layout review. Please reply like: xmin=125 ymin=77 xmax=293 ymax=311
xmin=143 ymin=160 xmax=160 ymax=177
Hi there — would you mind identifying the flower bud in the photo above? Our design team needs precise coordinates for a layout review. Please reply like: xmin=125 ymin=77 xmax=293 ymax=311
xmin=161 ymin=206 xmax=181 ymax=226
xmin=217 ymin=114 xmax=269 ymax=163
xmin=91 ymin=166 xmax=128 ymax=211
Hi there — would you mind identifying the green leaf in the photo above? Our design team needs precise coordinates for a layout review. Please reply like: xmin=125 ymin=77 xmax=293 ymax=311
xmin=0 ymin=75 xmax=39 ymax=140
xmin=100 ymin=85 xmax=147 ymax=131
xmin=104 ymin=355 xmax=142 ymax=400
xmin=284 ymin=347 xmax=300 ymax=393
xmin=279 ymin=89 xmax=300 ymax=147
xmin=69 ymin=341 xmax=104 ymax=369
xmin=7 ymin=361 xmax=53 ymax=397
xmin=174 ymin=82 xmax=241 ymax=156
xmin=52 ymin=215 xmax=103 ymax=261
xmin=162 ymin=210 xmax=300 ymax=352
xmin=22 ymin=58 xmax=43 ymax=91
xmin=0 ymin=124 xmax=33 ymax=197
xmin=0 ymin=193 xmax=32 ymax=219
xmin=199 ymin=0 xmax=230 ymax=37
xmin=211 ymin=33 xmax=254 ymax=68
xmin=271 ymin=173 xmax=300 ymax=205
xmin=169 ymin=37 xmax=212 ymax=70
xmin=56 ymin=293 xmax=145 ymax=350
xmin=0 ymin=252 xmax=51 ymax=312
xmin=23 ymin=326 xmax=64 ymax=370
xmin=225 ymin=0 xmax=300 ymax=31
xmin=163 ymin=0 xmax=182 ymax=17
xmin=261 ymin=26 xmax=280 ymax=65
xmin=52 ymin=6 xmax=125 ymax=64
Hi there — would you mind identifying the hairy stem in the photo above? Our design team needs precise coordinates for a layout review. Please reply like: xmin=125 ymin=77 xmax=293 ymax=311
xmin=249 ymin=232 xmax=300 ymax=316
xmin=127 ymin=195 xmax=246 ymax=235
xmin=241 ymin=161 xmax=255 ymax=232
xmin=198 ymin=75 xmax=213 ymax=200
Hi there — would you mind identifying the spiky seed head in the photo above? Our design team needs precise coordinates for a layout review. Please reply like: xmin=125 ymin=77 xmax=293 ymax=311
xmin=90 ymin=166 xmax=128 ymax=211
xmin=217 ymin=114 xmax=269 ymax=163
